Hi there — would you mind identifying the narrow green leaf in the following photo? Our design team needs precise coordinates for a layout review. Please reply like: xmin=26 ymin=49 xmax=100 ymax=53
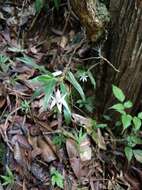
xmin=53 ymin=0 xmax=60 ymax=10
xmin=36 ymin=75 xmax=55 ymax=83
xmin=127 ymin=135 xmax=141 ymax=148
xmin=42 ymin=79 xmax=57 ymax=110
xmin=87 ymin=71 xmax=96 ymax=89
xmin=138 ymin=112 xmax=142 ymax=120
xmin=60 ymin=83 xmax=71 ymax=124
xmin=96 ymin=124 xmax=107 ymax=129
xmin=133 ymin=117 xmax=141 ymax=131
xmin=112 ymin=85 xmax=125 ymax=102
xmin=124 ymin=146 xmax=133 ymax=162
xmin=124 ymin=101 xmax=133 ymax=109
xmin=35 ymin=0 xmax=44 ymax=14
xmin=133 ymin=149 xmax=142 ymax=163
xmin=110 ymin=103 xmax=124 ymax=111
xmin=0 ymin=55 xmax=9 ymax=64
xmin=66 ymin=71 xmax=85 ymax=101
xmin=121 ymin=114 xmax=132 ymax=129
xmin=17 ymin=55 xmax=47 ymax=73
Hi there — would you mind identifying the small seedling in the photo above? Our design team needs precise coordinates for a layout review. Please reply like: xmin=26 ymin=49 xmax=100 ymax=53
xmin=21 ymin=100 xmax=30 ymax=114
xmin=0 ymin=54 xmax=10 ymax=73
xmin=51 ymin=168 xmax=64 ymax=189
xmin=111 ymin=85 xmax=142 ymax=162
xmin=73 ymin=128 xmax=86 ymax=145
xmin=1 ymin=166 xmax=15 ymax=186
xmin=52 ymin=134 xmax=65 ymax=148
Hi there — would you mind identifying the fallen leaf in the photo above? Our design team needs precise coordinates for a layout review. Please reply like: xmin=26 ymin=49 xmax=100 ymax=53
xmin=66 ymin=139 xmax=81 ymax=178
xmin=79 ymin=136 xmax=92 ymax=161
xmin=37 ymin=138 xmax=56 ymax=163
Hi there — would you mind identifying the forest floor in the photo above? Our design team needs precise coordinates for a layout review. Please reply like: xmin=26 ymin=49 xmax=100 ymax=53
xmin=0 ymin=1 xmax=141 ymax=190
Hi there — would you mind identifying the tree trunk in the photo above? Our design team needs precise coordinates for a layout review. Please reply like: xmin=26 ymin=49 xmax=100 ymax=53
xmin=70 ymin=0 xmax=142 ymax=112
xmin=105 ymin=0 xmax=142 ymax=112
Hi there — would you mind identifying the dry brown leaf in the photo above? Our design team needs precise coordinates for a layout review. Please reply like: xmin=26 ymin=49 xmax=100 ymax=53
xmin=60 ymin=36 xmax=68 ymax=49
xmin=14 ymin=142 xmax=25 ymax=166
xmin=11 ymin=135 xmax=32 ymax=150
xmin=0 ymin=96 xmax=6 ymax=108
xmin=37 ymin=138 xmax=56 ymax=163
xmin=66 ymin=139 xmax=81 ymax=178
xmin=31 ymin=163 xmax=49 ymax=183
xmin=79 ymin=136 xmax=92 ymax=162
xmin=96 ymin=129 xmax=106 ymax=150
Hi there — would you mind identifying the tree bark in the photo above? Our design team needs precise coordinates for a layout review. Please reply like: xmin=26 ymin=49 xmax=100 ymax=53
xmin=70 ymin=0 xmax=142 ymax=112
xmin=105 ymin=0 xmax=142 ymax=112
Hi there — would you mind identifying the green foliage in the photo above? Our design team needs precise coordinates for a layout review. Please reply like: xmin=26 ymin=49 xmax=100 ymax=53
xmin=52 ymin=134 xmax=65 ymax=148
xmin=42 ymin=79 xmax=57 ymax=110
xmin=31 ymin=69 xmax=86 ymax=123
xmin=124 ymin=146 xmax=133 ymax=162
xmin=133 ymin=117 xmax=141 ymax=131
xmin=124 ymin=101 xmax=133 ymax=109
xmin=121 ymin=114 xmax=132 ymax=129
xmin=34 ymin=0 xmax=60 ymax=14
xmin=76 ymin=69 xmax=96 ymax=89
xmin=112 ymin=85 xmax=142 ymax=162
xmin=73 ymin=128 xmax=86 ymax=145
xmin=77 ymin=97 xmax=95 ymax=113
xmin=112 ymin=85 xmax=125 ymax=102
xmin=66 ymin=71 xmax=85 ymax=101
xmin=60 ymin=82 xmax=71 ymax=124
xmin=138 ymin=112 xmax=142 ymax=119
xmin=21 ymin=100 xmax=30 ymax=114
xmin=51 ymin=168 xmax=64 ymax=189
xmin=52 ymin=0 xmax=60 ymax=10
xmin=1 ymin=166 xmax=15 ymax=186
xmin=35 ymin=0 xmax=44 ymax=14
xmin=0 ymin=54 xmax=10 ymax=73
xmin=133 ymin=149 xmax=142 ymax=163
xmin=17 ymin=54 xmax=47 ymax=73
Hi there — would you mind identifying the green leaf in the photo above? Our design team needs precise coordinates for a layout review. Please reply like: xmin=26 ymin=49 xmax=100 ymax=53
xmin=87 ymin=71 xmax=96 ymax=89
xmin=127 ymin=135 xmax=142 ymax=147
xmin=121 ymin=114 xmax=132 ymax=129
xmin=1 ymin=166 xmax=14 ymax=186
xmin=115 ymin=121 xmax=122 ymax=127
xmin=51 ymin=168 xmax=64 ymax=189
xmin=17 ymin=55 xmax=47 ymax=73
xmin=133 ymin=149 xmax=142 ymax=163
xmin=112 ymin=85 xmax=125 ymax=102
xmin=8 ymin=47 xmax=26 ymax=53
xmin=53 ymin=0 xmax=60 ymax=10
xmin=66 ymin=71 xmax=85 ymax=101
xmin=96 ymin=124 xmax=108 ymax=129
xmin=138 ymin=112 xmax=142 ymax=119
xmin=42 ymin=79 xmax=57 ymax=110
xmin=35 ymin=0 xmax=44 ymax=14
xmin=36 ymin=74 xmax=55 ymax=83
xmin=124 ymin=101 xmax=133 ymax=109
xmin=110 ymin=103 xmax=124 ymax=111
xmin=133 ymin=117 xmax=141 ymax=131
xmin=60 ymin=83 xmax=71 ymax=124
xmin=0 ymin=55 xmax=9 ymax=64
xmin=124 ymin=146 xmax=133 ymax=162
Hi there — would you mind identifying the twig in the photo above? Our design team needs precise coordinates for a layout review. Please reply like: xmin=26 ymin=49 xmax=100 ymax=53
xmin=3 ymin=107 xmax=21 ymax=151
xmin=83 ymin=56 xmax=120 ymax=72
xmin=62 ymin=39 xmax=85 ymax=78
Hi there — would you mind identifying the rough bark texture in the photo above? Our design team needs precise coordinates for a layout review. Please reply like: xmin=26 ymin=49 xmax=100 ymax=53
xmin=70 ymin=0 xmax=110 ymax=42
xmin=69 ymin=0 xmax=142 ymax=112
xmin=104 ymin=0 xmax=142 ymax=112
